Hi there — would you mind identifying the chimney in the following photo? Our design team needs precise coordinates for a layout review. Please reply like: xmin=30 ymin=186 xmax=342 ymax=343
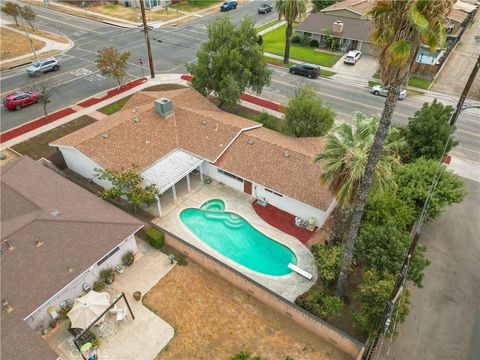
xmin=155 ymin=97 xmax=173 ymax=118
xmin=332 ymin=20 xmax=343 ymax=34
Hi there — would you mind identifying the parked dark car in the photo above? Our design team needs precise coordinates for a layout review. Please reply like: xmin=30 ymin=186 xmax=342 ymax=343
xmin=289 ymin=63 xmax=321 ymax=78
xmin=258 ymin=3 xmax=272 ymax=14
xmin=2 ymin=91 xmax=40 ymax=111
xmin=220 ymin=0 xmax=237 ymax=11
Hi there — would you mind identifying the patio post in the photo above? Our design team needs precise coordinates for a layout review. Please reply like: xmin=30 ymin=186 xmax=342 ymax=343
xmin=172 ymin=184 xmax=178 ymax=203
xmin=199 ymin=165 xmax=204 ymax=182
xmin=186 ymin=174 xmax=191 ymax=192
xmin=121 ymin=292 xmax=135 ymax=320
xmin=156 ymin=195 xmax=162 ymax=216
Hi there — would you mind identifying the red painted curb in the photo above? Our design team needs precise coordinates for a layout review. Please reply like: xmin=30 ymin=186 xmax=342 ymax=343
xmin=181 ymin=74 xmax=285 ymax=113
xmin=77 ymin=77 xmax=147 ymax=108
xmin=0 ymin=107 xmax=76 ymax=143
xmin=442 ymin=154 xmax=452 ymax=165
xmin=1 ymin=77 xmax=148 ymax=144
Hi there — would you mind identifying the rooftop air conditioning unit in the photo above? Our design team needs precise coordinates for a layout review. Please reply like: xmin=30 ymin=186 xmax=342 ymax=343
xmin=154 ymin=97 xmax=173 ymax=118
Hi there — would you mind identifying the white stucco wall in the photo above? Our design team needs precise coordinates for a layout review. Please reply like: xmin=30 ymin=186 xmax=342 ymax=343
xmin=253 ymin=184 xmax=328 ymax=226
xmin=204 ymin=163 xmax=244 ymax=192
xmin=56 ymin=146 xmax=111 ymax=189
xmin=25 ymin=235 xmax=138 ymax=331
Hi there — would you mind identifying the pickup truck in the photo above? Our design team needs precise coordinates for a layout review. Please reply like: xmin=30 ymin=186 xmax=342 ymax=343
xmin=220 ymin=1 xmax=238 ymax=11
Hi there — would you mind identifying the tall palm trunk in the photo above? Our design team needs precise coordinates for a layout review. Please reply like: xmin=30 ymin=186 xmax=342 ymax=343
xmin=284 ymin=22 xmax=293 ymax=64
xmin=335 ymin=84 xmax=401 ymax=296
xmin=328 ymin=205 xmax=350 ymax=246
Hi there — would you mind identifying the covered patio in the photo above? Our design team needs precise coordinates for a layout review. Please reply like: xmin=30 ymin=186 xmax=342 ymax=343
xmin=142 ymin=149 xmax=204 ymax=217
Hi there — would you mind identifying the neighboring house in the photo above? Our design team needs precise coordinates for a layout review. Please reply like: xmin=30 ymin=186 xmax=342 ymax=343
xmin=294 ymin=13 xmax=376 ymax=55
xmin=1 ymin=157 xmax=143 ymax=360
xmin=295 ymin=0 xmax=478 ymax=79
xmin=119 ymin=0 xmax=173 ymax=9
xmin=51 ymin=88 xmax=335 ymax=227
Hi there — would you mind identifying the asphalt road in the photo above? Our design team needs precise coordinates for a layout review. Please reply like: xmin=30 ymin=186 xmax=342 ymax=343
xmin=1 ymin=1 xmax=479 ymax=161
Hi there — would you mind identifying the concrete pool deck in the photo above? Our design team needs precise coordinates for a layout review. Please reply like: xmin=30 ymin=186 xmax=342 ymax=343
xmin=153 ymin=181 xmax=318 ymax=301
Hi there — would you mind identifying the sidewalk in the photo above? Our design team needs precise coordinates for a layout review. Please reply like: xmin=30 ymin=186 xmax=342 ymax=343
xmin=0 ymin=24 xmax=72 ymax=65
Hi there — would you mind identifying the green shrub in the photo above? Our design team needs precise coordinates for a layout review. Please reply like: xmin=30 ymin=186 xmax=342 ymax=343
xmin=291 ymin=35 xmax=301 ymax=44
xmin=295 ymin=288 xmax=344 ymax=319
xmin=146 ymin=228 xmax=165 ymax=249
xmin=93 ymin=280 xmax=106 ymax=291
xmin=300 ymin=36 xmax=310 ymax=46
xmin=177 ymin=255 xmax=188 ymax=266
xmin=310 ymin=244 xmax=343 ymax=286
xmin=122 ymin=250 xmax=135 ymax=266
xmin=309 ymin=39 xmax=319 ymax=47
xmin=257 ymin=34 xmax=263 ymax=46
xmin=99 ymin=267 xmax=115 ymax=282
xmin=256 ymin=112 xmax=278 ymax=130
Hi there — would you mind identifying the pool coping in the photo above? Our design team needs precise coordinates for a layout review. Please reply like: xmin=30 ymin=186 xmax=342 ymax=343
xmin=179 ymin=198 xmax=301 ymax=281
xmin=160 ymin=193 xmax=318 ymax=301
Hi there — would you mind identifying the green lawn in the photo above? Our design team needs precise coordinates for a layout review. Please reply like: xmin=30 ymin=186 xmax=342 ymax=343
xmin=256 ymin=19 xmax=280 ymax=33
xmin=262 ymin=24 xmax=340 ymax=67
xmin=263 ymin=55 xmax=336 ymax=76
xmin=170 ymin=0 xmax=222 ymax=12
xmin=368 ymin=80 xmax=382 ymax=87
xmin=97 ymin=95 xmax=133 ymax=115
xmin=11 ymin=115 xmax=97 ymax=160
xmin=372 ymin=71 xmax=432 ymax=90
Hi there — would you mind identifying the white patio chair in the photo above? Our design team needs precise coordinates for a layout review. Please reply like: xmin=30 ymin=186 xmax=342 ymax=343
xmin=116 ymin=308 xmax=127 ymax=322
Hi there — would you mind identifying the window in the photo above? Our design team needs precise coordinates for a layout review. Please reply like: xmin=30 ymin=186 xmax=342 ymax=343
xmin=265 ymin=188 xmax=283 ymax=197
xmin=217 ymin=169 xmax=243 ymax=182
xmin=97 ymin=246 xmax=120 ymax=266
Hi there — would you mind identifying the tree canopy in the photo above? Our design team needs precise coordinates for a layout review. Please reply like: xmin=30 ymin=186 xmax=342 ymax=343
xmin=95 ymin=47 xmax=131 ymax=87
xmin=275 ymin=0 xmax=307 ymax=63
xmin=356 ymin=222 xmax=430 ymax=287
xmin=312 ymin=0 xmax=336 ymax=12
xmin=363 ymin=191 xmax=416 ymax=231
xmin=404 ymin=99 xmax=457 ymax=161
xmin=395 ymin=158 xmax=465 ymax=221
xmin=94 ymin=165 xmax=160 ymax=211
xmin=353 ymin=269 xmax=410 ymax=336
xmin=1 ymin=2 xmax=19 ymax=26
xmin=284 ymin=84 xmax=335 ymax=137
xmin=187 ymin=16 xmax=271 ymax=108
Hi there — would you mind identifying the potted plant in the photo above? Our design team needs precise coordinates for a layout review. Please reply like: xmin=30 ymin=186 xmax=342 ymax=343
xmin=49 ymin=319 xmax=58 ymax=329
xmin=99 ymin=267 xmax=115 ymax=285
xmin=133 ymin=291 xmax=142 ymax=301
xmin=122 ymin=251 xmax=135 ymax=266
xmin=93 ymin=280 xmax=106 ymax=291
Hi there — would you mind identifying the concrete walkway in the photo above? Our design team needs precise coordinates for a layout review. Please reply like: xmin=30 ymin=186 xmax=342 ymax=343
xmin=0 ymin=23 xmax=72 ymax=65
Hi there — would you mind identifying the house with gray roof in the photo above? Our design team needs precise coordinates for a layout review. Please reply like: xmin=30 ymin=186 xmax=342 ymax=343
xmin=1 ymin=156 xmax=143 ymax=360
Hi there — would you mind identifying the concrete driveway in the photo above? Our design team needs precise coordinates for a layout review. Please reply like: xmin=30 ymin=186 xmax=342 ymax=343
xmin=332 ymin=53 xmax=379 ymax=77
xmin=380 ymin=178 xmax=480 ymax=360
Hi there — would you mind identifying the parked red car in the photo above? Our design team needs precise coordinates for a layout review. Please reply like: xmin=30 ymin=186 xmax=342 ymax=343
xmin=2 ymin=91 xmax=40 ymax=111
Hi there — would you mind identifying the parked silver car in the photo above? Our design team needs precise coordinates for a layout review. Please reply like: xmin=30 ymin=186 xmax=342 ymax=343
xmin=26 ymin=57 xmax=60 ymax=77
xmin=371 ymin=84 xmax=407 ymax=100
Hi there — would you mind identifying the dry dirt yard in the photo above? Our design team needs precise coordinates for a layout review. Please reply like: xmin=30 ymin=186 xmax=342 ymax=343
xmin=143 ymin=261 xmax=350 ymax=360
xmin=0 ymin=27 xmax=45 ymax=61
xmin=89 ymin=4 xmax=176 ymax=22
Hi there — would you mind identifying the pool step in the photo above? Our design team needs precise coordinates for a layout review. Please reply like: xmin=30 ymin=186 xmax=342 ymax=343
xmin=288 ymin=263 xmax=313 ymax=280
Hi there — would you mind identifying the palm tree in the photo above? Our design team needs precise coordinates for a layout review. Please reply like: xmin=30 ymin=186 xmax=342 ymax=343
xmin=315 ymin=113 xmax=403 ymax=246
xmin=335 ymin=0 xmax=454 ymax=296
xmin=275 ymin=0 xmax=307 ymax=64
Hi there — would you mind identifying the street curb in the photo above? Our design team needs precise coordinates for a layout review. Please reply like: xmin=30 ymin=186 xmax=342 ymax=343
xmin=0 ymin=77 xmax=147 ymax=144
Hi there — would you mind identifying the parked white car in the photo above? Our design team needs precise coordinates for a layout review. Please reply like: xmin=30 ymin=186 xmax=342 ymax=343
xmin=344 ymin=50 xmax=362 ymax=65
xmin=371 ymin=85 xmax=407 ymax=100
xmin=26 ymin=57 xmax=60 ymax=77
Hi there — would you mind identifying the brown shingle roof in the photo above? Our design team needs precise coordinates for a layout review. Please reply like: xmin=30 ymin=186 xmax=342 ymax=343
xmin=215 ymin=127 xmax=333 ymax=210
xmin=1 ymin=157 xmax=143 ymax=360
xmin=53 ymin=88 xmax=259 ymax=169
xmin=1 ymin=311 xmax=58 ymax=360
xmin=295 ymin=13 xmax=373 ymax=42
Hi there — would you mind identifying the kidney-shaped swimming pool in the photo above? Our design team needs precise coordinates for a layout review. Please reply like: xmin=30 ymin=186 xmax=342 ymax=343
xmin=180 ymin=199 xmax=297 ymax=276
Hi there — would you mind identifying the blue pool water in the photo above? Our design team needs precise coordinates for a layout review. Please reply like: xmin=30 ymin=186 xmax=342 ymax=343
xmin=416 ymin=47 xmax=442 ymax=65
xmin=180 ymin=200 xmax=297 ymax=276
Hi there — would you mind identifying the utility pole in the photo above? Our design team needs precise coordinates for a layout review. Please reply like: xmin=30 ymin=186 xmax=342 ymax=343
xmin=139 ymin=0 xmax=155 ymax=79
xmin=450 ymin=53 xmax=480 ymax=126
